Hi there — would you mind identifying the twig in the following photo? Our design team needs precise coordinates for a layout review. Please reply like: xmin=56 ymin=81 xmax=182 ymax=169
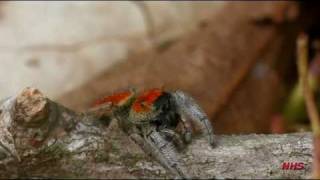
xmin=297 ymin=33 xmax=320 ymax=178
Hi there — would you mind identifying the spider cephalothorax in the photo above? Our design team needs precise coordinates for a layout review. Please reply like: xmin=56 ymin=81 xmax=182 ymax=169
xmin=90 ymin=88 xmax=215 ymax=178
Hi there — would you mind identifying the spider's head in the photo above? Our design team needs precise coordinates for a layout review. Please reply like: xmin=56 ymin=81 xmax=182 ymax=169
xmin=129 ymin=88 xmax=165 ymax=124
xmin=132 ymin=88 xmax=163 ymax=113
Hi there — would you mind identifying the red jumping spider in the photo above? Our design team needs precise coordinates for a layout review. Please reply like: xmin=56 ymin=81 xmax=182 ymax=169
xmin=88 ymin=88 xmax=215 ymax=178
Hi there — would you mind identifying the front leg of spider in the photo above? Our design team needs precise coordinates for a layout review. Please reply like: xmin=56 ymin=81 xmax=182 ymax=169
xmin=127 ymin=89 xmax=192 ymax=178
xmin=172 ymin=90 xmax=216 ymax=147
xmin=129 ymin=130 xmax=190 ymax=179
xmin=159 ymin=129 xmax=185 ymax=150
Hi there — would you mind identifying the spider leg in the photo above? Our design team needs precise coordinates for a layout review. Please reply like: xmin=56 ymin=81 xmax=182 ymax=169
xmin=129 ymin=131 xmax=190 ymax=179
xmin=159 ymin=128 xmax=185 ymax=151
xmin=179 ymin=117 xmax=193 ymax=144
xmin=172 ymin=90 xmax=215 ymax=147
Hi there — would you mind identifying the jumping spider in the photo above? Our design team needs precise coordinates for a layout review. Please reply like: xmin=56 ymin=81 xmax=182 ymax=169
xmin=88 ymin=88 xmax=215 ymax=178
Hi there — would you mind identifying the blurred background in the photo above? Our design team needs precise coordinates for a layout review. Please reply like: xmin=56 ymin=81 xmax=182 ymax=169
xmin=1 ymin=1 xmax=319 ymax=134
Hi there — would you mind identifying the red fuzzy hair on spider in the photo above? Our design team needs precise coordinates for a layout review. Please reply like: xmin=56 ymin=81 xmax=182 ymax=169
xmin=92 ymin=91 xmax=133 ymax=107
xmin=132 ymin=88 xmax=163 ymax=112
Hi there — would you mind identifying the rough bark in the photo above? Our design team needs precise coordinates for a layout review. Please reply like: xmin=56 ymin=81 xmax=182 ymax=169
xmin=0 ymin=87 xmax=313 ymax=178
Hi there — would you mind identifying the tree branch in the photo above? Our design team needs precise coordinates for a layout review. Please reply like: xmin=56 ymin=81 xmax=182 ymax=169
xmin=0 ymin=88 xmax=313 ymax=178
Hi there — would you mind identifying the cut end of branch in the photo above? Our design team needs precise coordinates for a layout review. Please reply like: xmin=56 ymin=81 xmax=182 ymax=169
xmin=14 ymin=87 xmax=49 ymax=127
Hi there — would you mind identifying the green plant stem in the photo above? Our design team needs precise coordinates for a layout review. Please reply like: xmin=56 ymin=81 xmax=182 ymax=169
xmin=297 ymin=33 xmax=320 ymax=178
